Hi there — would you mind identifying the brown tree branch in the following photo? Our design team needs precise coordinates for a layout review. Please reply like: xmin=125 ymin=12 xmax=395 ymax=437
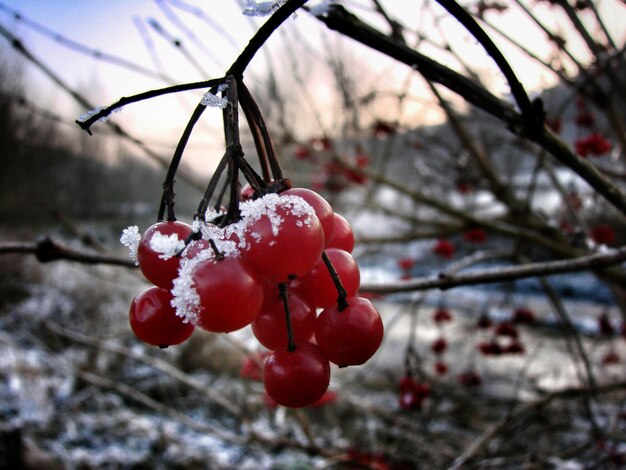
xmin=0 ymin=238 xmax=136 ymax=267
xmin=360 ymin=246 xmax=626 ymax=294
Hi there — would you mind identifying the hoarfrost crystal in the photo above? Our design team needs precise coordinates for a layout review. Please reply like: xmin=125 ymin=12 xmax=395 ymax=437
xmin=309 ymin=1 xmax=336 ymax=17
xmin=120 ymin=225 xmax=140 ymax=264
xmin=201 ymin=83 xmax=229 ymax=109
xmin=242 ymin=0 xmax=285 ymax=16
xmin=77 ymin=105 xmax=123 ymax=124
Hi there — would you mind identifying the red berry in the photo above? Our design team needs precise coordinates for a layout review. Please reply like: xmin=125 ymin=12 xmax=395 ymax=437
xmin=601 ymin=350 xmax=620 ymax=365
xmin=431 ymin=337 xmax=448 ymax=355
xmin=315 ymin=297 xmax=384 ymax=367
xmin=433 ymin=239 xmax=455 ymax=259
xmin=397 ymin=257 xmax=416 ymax=271
xmin=294 ymin=145 xmax=314 ymax=161
xmin=326 ymin=213 xmax=355 ymax=252
xmin=590 ymin=224 xmax=616 ymax=246
xmin=434 ymin=361 xmax=449 ymax=375
xmin=137 ymin=221 xmax=192 ymax=288
xmin=263 ymin=342 xmax=331 ymax=408
xmin=298 ymin=248 xmax=361 ymax=309
xmin=463 ymin=227 xmax=488 ymax=243
xmin=512 ymin=307 xmax=536 ymax=324
xmin=398 ymin=375 xmax=430 ymax=410
xmin=129 ymin=286 xmax=194 ymax=347
xmin=458 ymin=370 xmax=482 ymax=387
xmin=598 ymin=312 xmax=615 ymax=336
xmin=281 ymin=187 xmax=335 ymax=242
xmin=242 ymin=194 xmax=325 ymax=282
xmin=240 ymin=351 xmax=270 ymax=382
xmin=251 ymin=290 xmax=316 ymax=350
xmin=433 ymin=308 xmax=453 ymax=324
xmin=478 ymin=341 xmax=502 ymax=356
xmin=193 ymin=257 xmax=264 ymax=333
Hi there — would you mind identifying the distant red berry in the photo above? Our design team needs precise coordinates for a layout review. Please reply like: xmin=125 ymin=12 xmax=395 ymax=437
xmin=512 ymin=307 xmax=536 ymax=325
xmin=601 ymin=350 xmax=620 ymax=365
xmin=433 ymin=308 xmax=453 ymax=324
xmin=397 ymin=257 xmax=416 ymax=271
xmin=431 ymin=337 xmax=448 ymax=355
xmin=434 ymin=361 xmax=449 ymax=375
xmin=240 ymin=351 xmax=270 ymax=382
xmin=590 ymin=224 xmax=616 ymax=246
xmin=598 ymin=312 xmax=615 ymax=336
xmin=458 ymin=370 xmax=482 ymax=388
xmin=478 ymin=341 xmax=502 ymax=356
xmin=463 ymin=227 xmax=488 ymax=243
xmin=294 ymin=145 xmax=314 ymax=161
xmin=433 ymin=239 xmax=455 ymax=259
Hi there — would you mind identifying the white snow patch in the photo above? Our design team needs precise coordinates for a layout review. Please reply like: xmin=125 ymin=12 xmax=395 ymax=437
xmin=120 ymin=225 xmax=140 ymax=264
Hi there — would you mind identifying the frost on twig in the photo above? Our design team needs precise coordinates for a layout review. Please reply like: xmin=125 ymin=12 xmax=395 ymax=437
xmin=76 ymin=104 xmax=123 ymax=124
xmin=120 ymin=225 xmax=140 ymax=264
xmin=200 ymin=83 xmax=229 ymax=109
xmin=309 ymin=1 xmax=337 ymax=17
xmin=242 ymin=0 xmax=286 ymax=17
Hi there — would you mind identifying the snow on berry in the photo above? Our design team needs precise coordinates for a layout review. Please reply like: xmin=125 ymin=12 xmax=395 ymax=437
xmin=170 ymin=248 xmax=212 ymax=325
xmin=120 ymin=225 xmax=140 ymax=264
xmin=149 ymin=231 xmax=187 ymax=260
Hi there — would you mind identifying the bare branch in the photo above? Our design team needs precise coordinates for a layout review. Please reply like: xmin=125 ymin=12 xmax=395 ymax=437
xmin=360 ymin=246 xmax=626 ymax=294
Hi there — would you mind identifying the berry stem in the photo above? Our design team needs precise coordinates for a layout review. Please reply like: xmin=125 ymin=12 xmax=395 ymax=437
xmin=321 ymin=251 xmax=349 ymax=311
xmin=221 ymin=76 xmax=242 ymax=226
xmin=208 ymin=239 xmax=224 ymax=261
xmin=238 ymin=79 xmax=283 ymax=181
xmin=279 ymin=282 xmax=296 ymax=352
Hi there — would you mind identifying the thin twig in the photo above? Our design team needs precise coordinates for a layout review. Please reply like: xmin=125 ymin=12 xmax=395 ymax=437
xmin=360 ymin=246 xmax=626 ymax=294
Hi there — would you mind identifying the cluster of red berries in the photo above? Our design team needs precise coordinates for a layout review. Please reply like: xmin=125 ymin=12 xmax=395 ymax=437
xmin=573 ymin=97 xmax=612 ymax=157
xmin=575 ymin=132 xmax=612 ymax=158
xmin=398 ymin=374 xmax=431 ymax=410
xmin=433 ymin=239 xmax=456 ymax=259
xmin=431 ymin=307 xmax=454 ymax=375
xmin=293 ymin=139 xmax=370 ymax=193
xmin=476 ymin=307 xmax=534 ymax=357
xmin=396 ymin=241 xmax=456 ymax=280
xmin=124 ymin=187 xmax=384 ymax=408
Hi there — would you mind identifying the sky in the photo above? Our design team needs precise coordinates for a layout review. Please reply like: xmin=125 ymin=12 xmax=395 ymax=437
xmin=1 ymin=0 xmax=624 ymax=177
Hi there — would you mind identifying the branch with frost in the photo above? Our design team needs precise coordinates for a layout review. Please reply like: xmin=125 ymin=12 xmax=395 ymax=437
xmin=0 ymin=238 xmax=136 ymax=267
xmin=360 ymin=246 xmax=626 ymax=294
xmin=75 ymin=77 xmax=224 ymax=134
xmin=43 ymin=320 xmax=242 ymax=417
xmin=44 ymin=322 xmax=338 ymax=457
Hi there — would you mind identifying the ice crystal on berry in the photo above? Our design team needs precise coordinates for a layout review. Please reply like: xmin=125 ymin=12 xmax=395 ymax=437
xmin=120 ymin=225 xmax=140 ymax=264
xmin=149 ymin=231 xmax=186 ymax=260
xmin=170 ymin=249 xmax=214 ymax=324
